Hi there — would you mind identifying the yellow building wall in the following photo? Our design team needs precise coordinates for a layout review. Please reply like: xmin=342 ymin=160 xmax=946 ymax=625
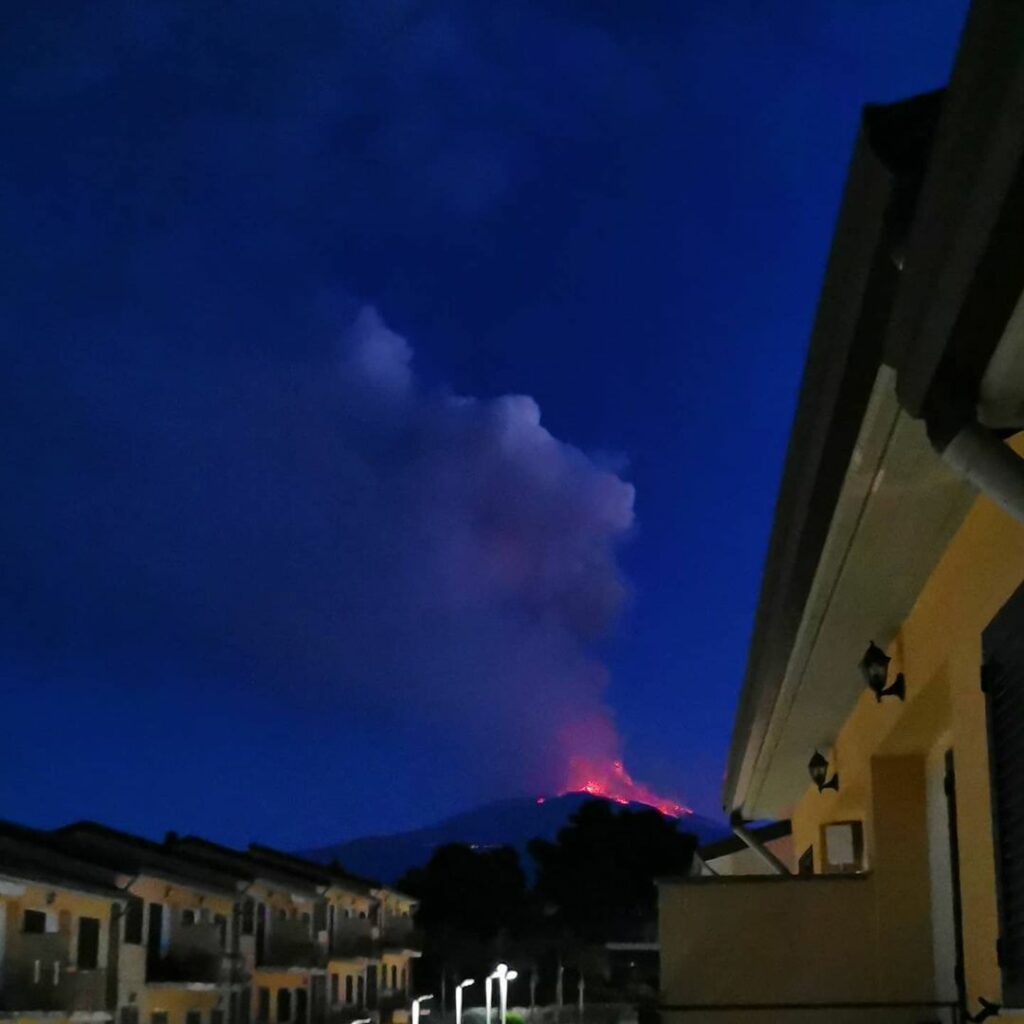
xmin=788 ymin=477 xmax=1024 ymax=1015
xmin=252 ymin=970 xmax=311 ymax=1024
xmin=379 ymin=952 xmax=410 ymax=994
xmin=139 ymin=986 xmax=222 ymax=1024
xmin=3 ymin=881 xmax=117 ymax=970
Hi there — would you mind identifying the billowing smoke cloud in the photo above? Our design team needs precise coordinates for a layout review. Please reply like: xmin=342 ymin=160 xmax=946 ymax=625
xmin=2 ymin=305 xmax=634 ymax=806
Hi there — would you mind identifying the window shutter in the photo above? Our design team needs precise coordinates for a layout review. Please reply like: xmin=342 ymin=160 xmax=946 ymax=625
xmin=984 ymin=581 xmax=1024 ymax=1006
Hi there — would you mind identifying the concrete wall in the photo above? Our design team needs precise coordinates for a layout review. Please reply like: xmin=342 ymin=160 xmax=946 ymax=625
xmin=659 ymin=873 xmax=940 ymax=1024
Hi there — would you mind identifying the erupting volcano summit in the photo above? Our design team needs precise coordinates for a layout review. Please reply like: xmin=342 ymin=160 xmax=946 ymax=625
xmin=556 ymin=757 xmax=693 ymax=818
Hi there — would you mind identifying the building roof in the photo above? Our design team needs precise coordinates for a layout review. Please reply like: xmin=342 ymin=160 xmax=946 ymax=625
xmin=0 ymin=819 xmax=126 ymax=899
xmin=722 ymin=92 xmax=942 ymax=814
xmin=167 ymin=834 xmax=322 ymax=896
xmin=55 ymin=820 xmax=240 ymax=894
xmin=722 ymin=0 xmax=1024 ymax=818
xmin=247 ymin=843 xmax=379 ymax=895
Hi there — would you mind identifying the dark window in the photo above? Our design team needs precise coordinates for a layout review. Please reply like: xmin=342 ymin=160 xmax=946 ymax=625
xmin=313 ymin=900 xmax=327 ymax=932
xmin=182 ymin=909 xmax=196 ymax=926
xmin=146 ymin=903 xmax=164 ymax=974
xmin=330 ymin=975 xmax=339 ymax=1005
xmin=124 ymin=897 xmax=144 ymax=944
xmin=344 ymin=976 xmax=353 ymax=1005
xmin=985 ymin=583 xmax=1024 ymax=1006
xmin=229 ymin=992 xmax=239 ymax=1024
xmin=22 ymin=910 xmax=46 ymax=934
xmin=277 ymin=989 xmax=292 ymax=1023
xmin=391 ymin=966 xmax=397 ymax=989
xmin=356 ymin=976 xmax=365 ymax=1007
xmin=214 ymin=914 xmax=227 ymax=947
xmin=77 ymin=917 xmax=100 ymax=969
xmin=212 ymin=1010 xmax=224 ymax=1024
xmin=255 ymin=904 xmax=267 ymax=966
xmin=295 ymin=988 xmax=308 ymax=1024
xmin=152 ymin=1014 xmax=169 ymax=1024
xmin=241 ymin=899 xmax=255 ymax=936
xmin=240 ymin=986 xmax=252 ymax=1024
xmin=798 ymin=846 xmax=814 ymax=875
xmin=400 ymin=967 xmax=406 ymax=991
xmin=120 ymin=1008 xmax=140 ymax=1024
xmin=186 ymin=1011 xmax=202 ymax=1024
xmin=257 ymin=988 xmax=270 ymax=1023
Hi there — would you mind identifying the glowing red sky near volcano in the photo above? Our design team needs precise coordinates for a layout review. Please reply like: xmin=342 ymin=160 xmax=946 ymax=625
xmin=555 ymin=757 xmax=693 ymax=818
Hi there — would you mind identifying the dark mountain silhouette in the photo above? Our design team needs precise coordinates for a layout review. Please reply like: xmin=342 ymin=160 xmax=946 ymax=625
xmin=300 ymin=793 xmax=727 ymax=883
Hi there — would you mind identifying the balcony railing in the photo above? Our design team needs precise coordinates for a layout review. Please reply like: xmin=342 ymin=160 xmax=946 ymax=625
xmin=378 ymin=920 xmax=421 ymax=951
xmin=328 ymin=919 xmax=377 ymax=959
xmin=659 ymin=874 xmax=951 ymax=1024
xmin=0 ymin=960 xmax=108 ymax=1015
xmin=376 ymin=989 xmax=409 ymax=1013
xmin=147 ymin=921 xmax=246 ymax=985
xmin=260 ymin=919 xmax=326 ymax=969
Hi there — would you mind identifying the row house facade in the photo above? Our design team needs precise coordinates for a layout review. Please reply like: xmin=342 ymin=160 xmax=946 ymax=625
xmin=0 ymin=821 xmax=419 ymax=1024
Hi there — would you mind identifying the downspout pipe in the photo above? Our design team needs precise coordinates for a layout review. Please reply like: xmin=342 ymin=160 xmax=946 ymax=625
xmin=929 ymin=417 xmax=1024 ymax=526
xmin=728 ymin=811 xmax=790 ymax=876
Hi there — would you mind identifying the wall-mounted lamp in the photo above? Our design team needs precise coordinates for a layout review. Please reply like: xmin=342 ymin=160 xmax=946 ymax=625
xmin=808 ymin=750 xmax=839 ymax=793
xmin=859 ymin=641 xmax=906 ymax=702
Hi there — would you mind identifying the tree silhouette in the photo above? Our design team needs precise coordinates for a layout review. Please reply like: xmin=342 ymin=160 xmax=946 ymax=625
xmin=528 ymin=800 xmax=696 ymax=942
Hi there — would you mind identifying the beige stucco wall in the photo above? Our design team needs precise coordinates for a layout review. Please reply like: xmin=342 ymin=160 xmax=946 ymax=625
xmin=786 ymin=468 xmax=1024 ymax=1015
xmin=659 ymin=871 xmax=939 ymax=1023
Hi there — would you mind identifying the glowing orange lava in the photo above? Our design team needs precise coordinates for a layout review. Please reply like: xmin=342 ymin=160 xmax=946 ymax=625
xmin=558 ymin=757 xmax=692 ymax=818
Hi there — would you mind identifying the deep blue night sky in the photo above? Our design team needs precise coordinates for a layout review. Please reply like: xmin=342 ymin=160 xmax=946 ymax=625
xmin=2 ymin=1 xmax=968 ymax=847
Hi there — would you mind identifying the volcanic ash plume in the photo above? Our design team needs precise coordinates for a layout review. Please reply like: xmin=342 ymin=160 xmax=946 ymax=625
xmin=3 ymin=303 xmax=637 ymax=806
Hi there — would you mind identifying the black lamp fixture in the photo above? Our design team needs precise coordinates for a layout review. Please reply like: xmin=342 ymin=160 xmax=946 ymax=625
xmin=859 ymin=641 xmax=906 ymax=702
xmin=808 ymin=750 xmax=839 ymax=793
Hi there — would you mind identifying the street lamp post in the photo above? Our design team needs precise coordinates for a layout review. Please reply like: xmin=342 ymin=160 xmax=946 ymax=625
xmin=412 ymin=995 xmax=433 ymax=1024
xmin=485 ymin=966 xmax=505 ymax=1024
xmin=455 ymin=979 xmax=475 ymax=1024
xmin=499 ymin=970 xmax=517 ymax=1024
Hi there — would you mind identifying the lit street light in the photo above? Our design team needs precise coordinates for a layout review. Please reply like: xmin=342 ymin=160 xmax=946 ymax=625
xmin=455 ymin=979 xmax=475 ymax=1024
xmin=412 ymin=995 xmax=433 ymax=1024
xmin=485 ymin=966 xmax=505 ymax=1024
xmin=499 ymin=969 xmax=518 ymax=1024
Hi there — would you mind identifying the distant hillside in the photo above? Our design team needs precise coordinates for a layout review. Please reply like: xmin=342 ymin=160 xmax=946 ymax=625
xmin=301 ymin=793 xmax=728 ymax=883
